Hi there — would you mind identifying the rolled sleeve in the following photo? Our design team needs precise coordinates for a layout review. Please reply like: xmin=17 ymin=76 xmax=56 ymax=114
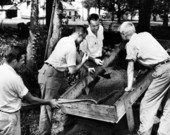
xmin=126 ymin=43 xmax=138 ymax=61
xmin=66 ymin=49 xmax=76 ymax=67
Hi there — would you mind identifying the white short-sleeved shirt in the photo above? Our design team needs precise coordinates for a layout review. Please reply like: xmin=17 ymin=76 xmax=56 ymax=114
xmin=45 ymin=36 xmax=77 ymax=71
xmin=79 ymin=25 xmax=104 ymax=58
xmin=0 ymin=63 xmax=28 ymax=113
xmin=126 ymin=32 xmax=169 ymax=67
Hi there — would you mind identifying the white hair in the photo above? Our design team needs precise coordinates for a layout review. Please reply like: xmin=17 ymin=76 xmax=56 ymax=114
xmin=119 ymin=22 xmax=136 ymax=37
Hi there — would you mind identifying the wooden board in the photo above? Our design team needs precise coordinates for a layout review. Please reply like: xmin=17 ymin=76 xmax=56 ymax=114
xmin=60 ymin=102 xmax=117 ymax=123
xmin=114 ymin=71 xmax=153 ymax=123
xmin=60 ymin=76 xmax=94 ymax=99
xmin=58 ymin=71 xmax=153 ymax=123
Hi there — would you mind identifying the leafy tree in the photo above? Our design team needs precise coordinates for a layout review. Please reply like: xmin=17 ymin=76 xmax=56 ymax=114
xmin=152 ymin=0 xmax=170 ymax=27
xmin=101 ymin=0 xmax=116 ymax=21
xmin=101 ymin=0 xmax=139 ymax=23
xmin=162 ymin=0 xmax=170 ymax=27
xmin=101 ymin=0 xmax=154 ymax=32
xmin=115 ymin=0 xmax=128 ymax=23
xmin=126 ymin=0 xmax=140 ymax=20
xmin=152 ymin=0 xmax=164 ymax=21
xmin=0 ymin=0 xmax=12 ymax=8
xmin=82 ymin=0 xmax=97 ymax=17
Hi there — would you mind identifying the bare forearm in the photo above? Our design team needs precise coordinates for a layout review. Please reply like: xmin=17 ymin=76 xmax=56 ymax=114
xmin=127 ymin=61 xmax=134 ymax=89
xmin=29 ymin=97 xmax=51 ymax=105
xmin=127 ymin=69 xmax=134 ymax=89
xmin=24 ymin=92 xmax=51 ymax=106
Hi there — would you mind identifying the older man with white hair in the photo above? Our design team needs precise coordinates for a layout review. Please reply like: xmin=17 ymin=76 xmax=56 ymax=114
xmin=119 ymin=21 xmax=170 ymax=135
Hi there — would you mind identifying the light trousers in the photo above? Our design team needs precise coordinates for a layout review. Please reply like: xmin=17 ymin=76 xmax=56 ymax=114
xmin=138 ymin=62 xmax=170 ymax=135
xmin=0 ymin=111 xmax=20 ymax=135
xmin=38 ymin=64 xmax=69 ymax=135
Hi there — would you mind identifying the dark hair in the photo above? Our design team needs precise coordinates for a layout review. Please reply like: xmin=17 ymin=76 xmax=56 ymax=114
xmin=87 ymin=13 xmax=99 ymax=24
xmin=4 ymin=46 xmax=25 ymax=63
xmin=74 ymin=25 xmax=88 ymax=35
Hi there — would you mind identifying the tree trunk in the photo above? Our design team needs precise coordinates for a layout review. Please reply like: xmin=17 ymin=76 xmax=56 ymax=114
xmin=163 ymin=12 xmax=168 ymax=27
xmin=163 ymin=0 xmax=169 ymax=28
xmin=46 ymin=0 xmax=63 ymax=58
xmin=46 ymin=0 xmax=53 ymax=28
xmin=98 ymin=0 xmax=101 ymax=15
xmin=111 ymin=11 xmax=114 ymax=22
xmin=137 ymin=0 xmax=154 ymax=32
xmin=117 ymin=4 xmax=121 ymax=24
xmin=26 ymin=0 xmax=39 ymax=72
xmin=87 ymin=8 xmax=90 ymax=18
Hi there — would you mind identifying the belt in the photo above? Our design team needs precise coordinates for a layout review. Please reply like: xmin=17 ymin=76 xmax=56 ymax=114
xmin=154 ymin=59 xmax=170 ymax=69
xmin=45 ymin=62 xmax=60 ymax=71
xmin=45 ymin=62 xmax=67 ymax=75
xmin=45 ymin=62 xmax=54 ymax=68
xmin=0 ymin=109 xmax=19 ymax=114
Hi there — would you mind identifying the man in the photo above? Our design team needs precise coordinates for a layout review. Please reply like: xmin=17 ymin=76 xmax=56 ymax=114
xmin=38 ymin=26 xmax=94 ymax=135
xmin=119 ymin=21 xmax=170 ymax=135
xmin=79 ymin=13 xmax=104 ymax=66
xmin=0 ymin=46 xmax=59 ymax=135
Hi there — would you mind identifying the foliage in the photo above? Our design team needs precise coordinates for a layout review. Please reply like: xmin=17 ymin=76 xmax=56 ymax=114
xmin=152 ymin=0 xmax=170 ymax=24
xmin=100 ymin=0 xmax=139 ymax=22
xmin=152 ymin=0 xmax=165 ymax=16
xmin=0 ymin=29 xmax=27 ymax=61
xmin=126 ymin=0 xmax=140 ymax=16
xmin=101 ymin=0 xmax=139 ymax=13
xmin=0 ymin=0 xmax=12 ymax=6
xmin=101 ymin=0 xmax=115 ymax=12
xmin=82 ymin=0 xmax=98 ymax=10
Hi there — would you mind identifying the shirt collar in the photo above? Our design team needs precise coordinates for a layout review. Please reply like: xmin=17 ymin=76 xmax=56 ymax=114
xmin=87 ymin=26 xmax=97 ymax=37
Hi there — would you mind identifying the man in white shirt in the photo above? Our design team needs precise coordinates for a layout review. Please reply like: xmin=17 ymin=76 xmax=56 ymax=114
xmin=80 ymin=13 xmax=104 ymax=66
xmin=0 ymin=46 xmax=59 ymax=135
xmin=119 ymin=21 xmax=170 ymax=135
xmin=38 ymin=26 xmax=94 ymax=135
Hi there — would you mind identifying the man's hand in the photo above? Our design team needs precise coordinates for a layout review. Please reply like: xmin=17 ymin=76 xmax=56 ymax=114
xmin=49 ymin=99 xmax=60 ymax=108
xmin=125 ymin=87 xmax=134 ymax=92
xmin=82 ymin=53 xmax=89 ymax=63
xmin=88 ymin=67 xmax=95 ymax=74
xmin=94 ymin=58 xmax=103 ymax=65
